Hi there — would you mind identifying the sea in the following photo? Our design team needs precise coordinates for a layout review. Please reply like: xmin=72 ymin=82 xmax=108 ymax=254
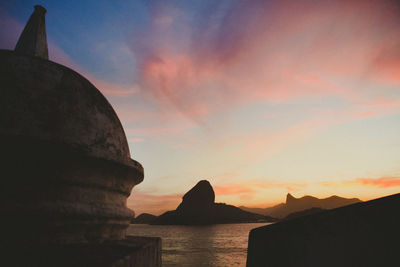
xmin=127 ymin=222 xmax=272 ymax=267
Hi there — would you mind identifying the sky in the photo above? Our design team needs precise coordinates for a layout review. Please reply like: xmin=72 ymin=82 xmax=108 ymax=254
xmin=1 ymin=0 xmax=400 ymax=215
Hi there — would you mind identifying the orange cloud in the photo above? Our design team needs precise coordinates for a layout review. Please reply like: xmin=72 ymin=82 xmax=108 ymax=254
xmin=128 ymin=192 xmax=182 ymax=216
xmin=251 ymin=181 xmax=308 ymax=192
xmin=214 ymin=185 xmax=256 ymax=196
xmin=319 ymin=176 xmax=400 ymax=188
xmin=215 ymin=180 xmax=308 ymax=196
xmin=132 ymin=193 xmax=181 ymax=201
xmin=353 ymin=177 xmax=400 ymax=188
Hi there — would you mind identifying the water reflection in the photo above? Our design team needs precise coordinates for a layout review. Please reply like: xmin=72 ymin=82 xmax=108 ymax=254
xmin=127 ymin=223 xmax=272 ymax=267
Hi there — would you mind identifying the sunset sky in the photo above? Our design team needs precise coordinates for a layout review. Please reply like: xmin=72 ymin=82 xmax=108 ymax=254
xmin=1 ymin=0 xmax=400 ymax=215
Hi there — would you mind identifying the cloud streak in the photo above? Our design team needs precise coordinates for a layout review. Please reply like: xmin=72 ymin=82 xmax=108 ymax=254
xmin=320 ymin=176 xmax=400 ymax=189
xmin=128 ymin=191 xmax=182 ymax=216
xmin=129 ymin=0 xmax=400 ymax=122
xmin=352 ymin=177 xmax=400 ymax=188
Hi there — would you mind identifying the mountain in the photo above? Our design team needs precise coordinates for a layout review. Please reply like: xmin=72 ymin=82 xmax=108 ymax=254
xmin=241 ymin=193 xmax=361 ymax=219
xmin=152 ymin=180 xmax=276 ymax=225
xmin=282 ymin=207 xmax=325 ymax=221
xmin=130 ymin=213 xmax=157 ymax=224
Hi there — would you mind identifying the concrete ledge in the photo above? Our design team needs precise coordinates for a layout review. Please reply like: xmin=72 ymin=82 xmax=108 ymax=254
xmin=247 ymin=193 xmax=400 ymax=267
xmin=4 ymin=236 xmax=161 ymax=267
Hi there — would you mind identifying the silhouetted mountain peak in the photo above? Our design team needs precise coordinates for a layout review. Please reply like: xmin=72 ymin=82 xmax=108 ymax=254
xmin=242 ymin=193 xmax=362 ymax=218
xmin=286 ymin=193 xmax=296 ymax=204
xmin=177 ymin=180 xmax=215 ymax=212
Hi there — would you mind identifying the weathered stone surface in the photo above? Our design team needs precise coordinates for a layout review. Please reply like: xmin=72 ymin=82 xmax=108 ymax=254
xmin=0 ymin=49 xmax=144 ymax=243
xmin=246 ymin=193 xmax=400 ymax=267
xmin=0 ymin=10 xmax=144 ymax=243
xmin=4 ymin=236 xmax=161 ymax=267
xmin=0 ymin=49 xmax=137 ymax=167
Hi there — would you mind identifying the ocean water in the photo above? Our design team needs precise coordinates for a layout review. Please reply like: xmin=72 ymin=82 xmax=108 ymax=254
xmin=127 ymin=222 xmax=272 ymax=267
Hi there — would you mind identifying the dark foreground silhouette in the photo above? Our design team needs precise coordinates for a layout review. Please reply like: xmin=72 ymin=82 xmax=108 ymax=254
xmin=151 ymin=180 xmax=276 ymax=225
xmin=247 ymin=193 xmax=400 ymax=267
xmin=2 ymin=5 xmax=158 ymax=266
xmin=281 ymin=207 xmax=325 ymax=221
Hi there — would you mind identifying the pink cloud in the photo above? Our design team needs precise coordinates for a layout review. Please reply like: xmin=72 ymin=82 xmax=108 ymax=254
xmin=0 ymin=9 xmax=196 ymax=140
xmin=128 ymin=137 xmax=144 ymax=143
xmin=90 ymin=79 xmax=138 ymax=97
xmin=369 ymin=43 xmax=400 ymax=85
xmin=125 ymin=124 xmax=192 ymax=137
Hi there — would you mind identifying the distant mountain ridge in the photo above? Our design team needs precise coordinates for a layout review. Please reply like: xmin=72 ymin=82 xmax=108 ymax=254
xmin=240 ymin=193 xmax=361 ymax=219
xmin=282 ymin=207 xmax=325 ymax=221
xmin=152 ymin=180 xmax=276 ymax=225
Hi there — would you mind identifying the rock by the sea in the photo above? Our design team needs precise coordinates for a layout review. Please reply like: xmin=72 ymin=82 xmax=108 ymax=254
xmin=153 ymin=180 xmax=275 ymax=225
xmin=177 ymin=180 xmax=215 ymax=212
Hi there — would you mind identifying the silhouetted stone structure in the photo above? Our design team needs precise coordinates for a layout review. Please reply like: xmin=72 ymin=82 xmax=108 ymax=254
xmin=13 ymin=236 xmax=161 ymax=267
xmin=246 ymin=193 xmax=400 ymax=267
xmin=15 ymin=5 xmax=48 ymax=59
xmin=0 ymin=5 xmax=160 ymax=266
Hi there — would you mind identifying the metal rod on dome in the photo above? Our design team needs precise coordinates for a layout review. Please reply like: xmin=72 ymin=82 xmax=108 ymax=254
xmin=15 ymin=5 xmax=48 ymax=59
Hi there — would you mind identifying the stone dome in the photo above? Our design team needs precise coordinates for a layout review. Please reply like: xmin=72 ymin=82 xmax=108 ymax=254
xmin=0 ymin=49 xmax=139 ymax=170
xmin=0 ymin=6 xmax=143 ymax=244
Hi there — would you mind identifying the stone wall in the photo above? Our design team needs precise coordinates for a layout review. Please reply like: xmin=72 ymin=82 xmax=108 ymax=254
xmin=247 ymin=193 xmax=400 ymax=267
xmin=5 ymin=236 xmax=161 ymax=267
